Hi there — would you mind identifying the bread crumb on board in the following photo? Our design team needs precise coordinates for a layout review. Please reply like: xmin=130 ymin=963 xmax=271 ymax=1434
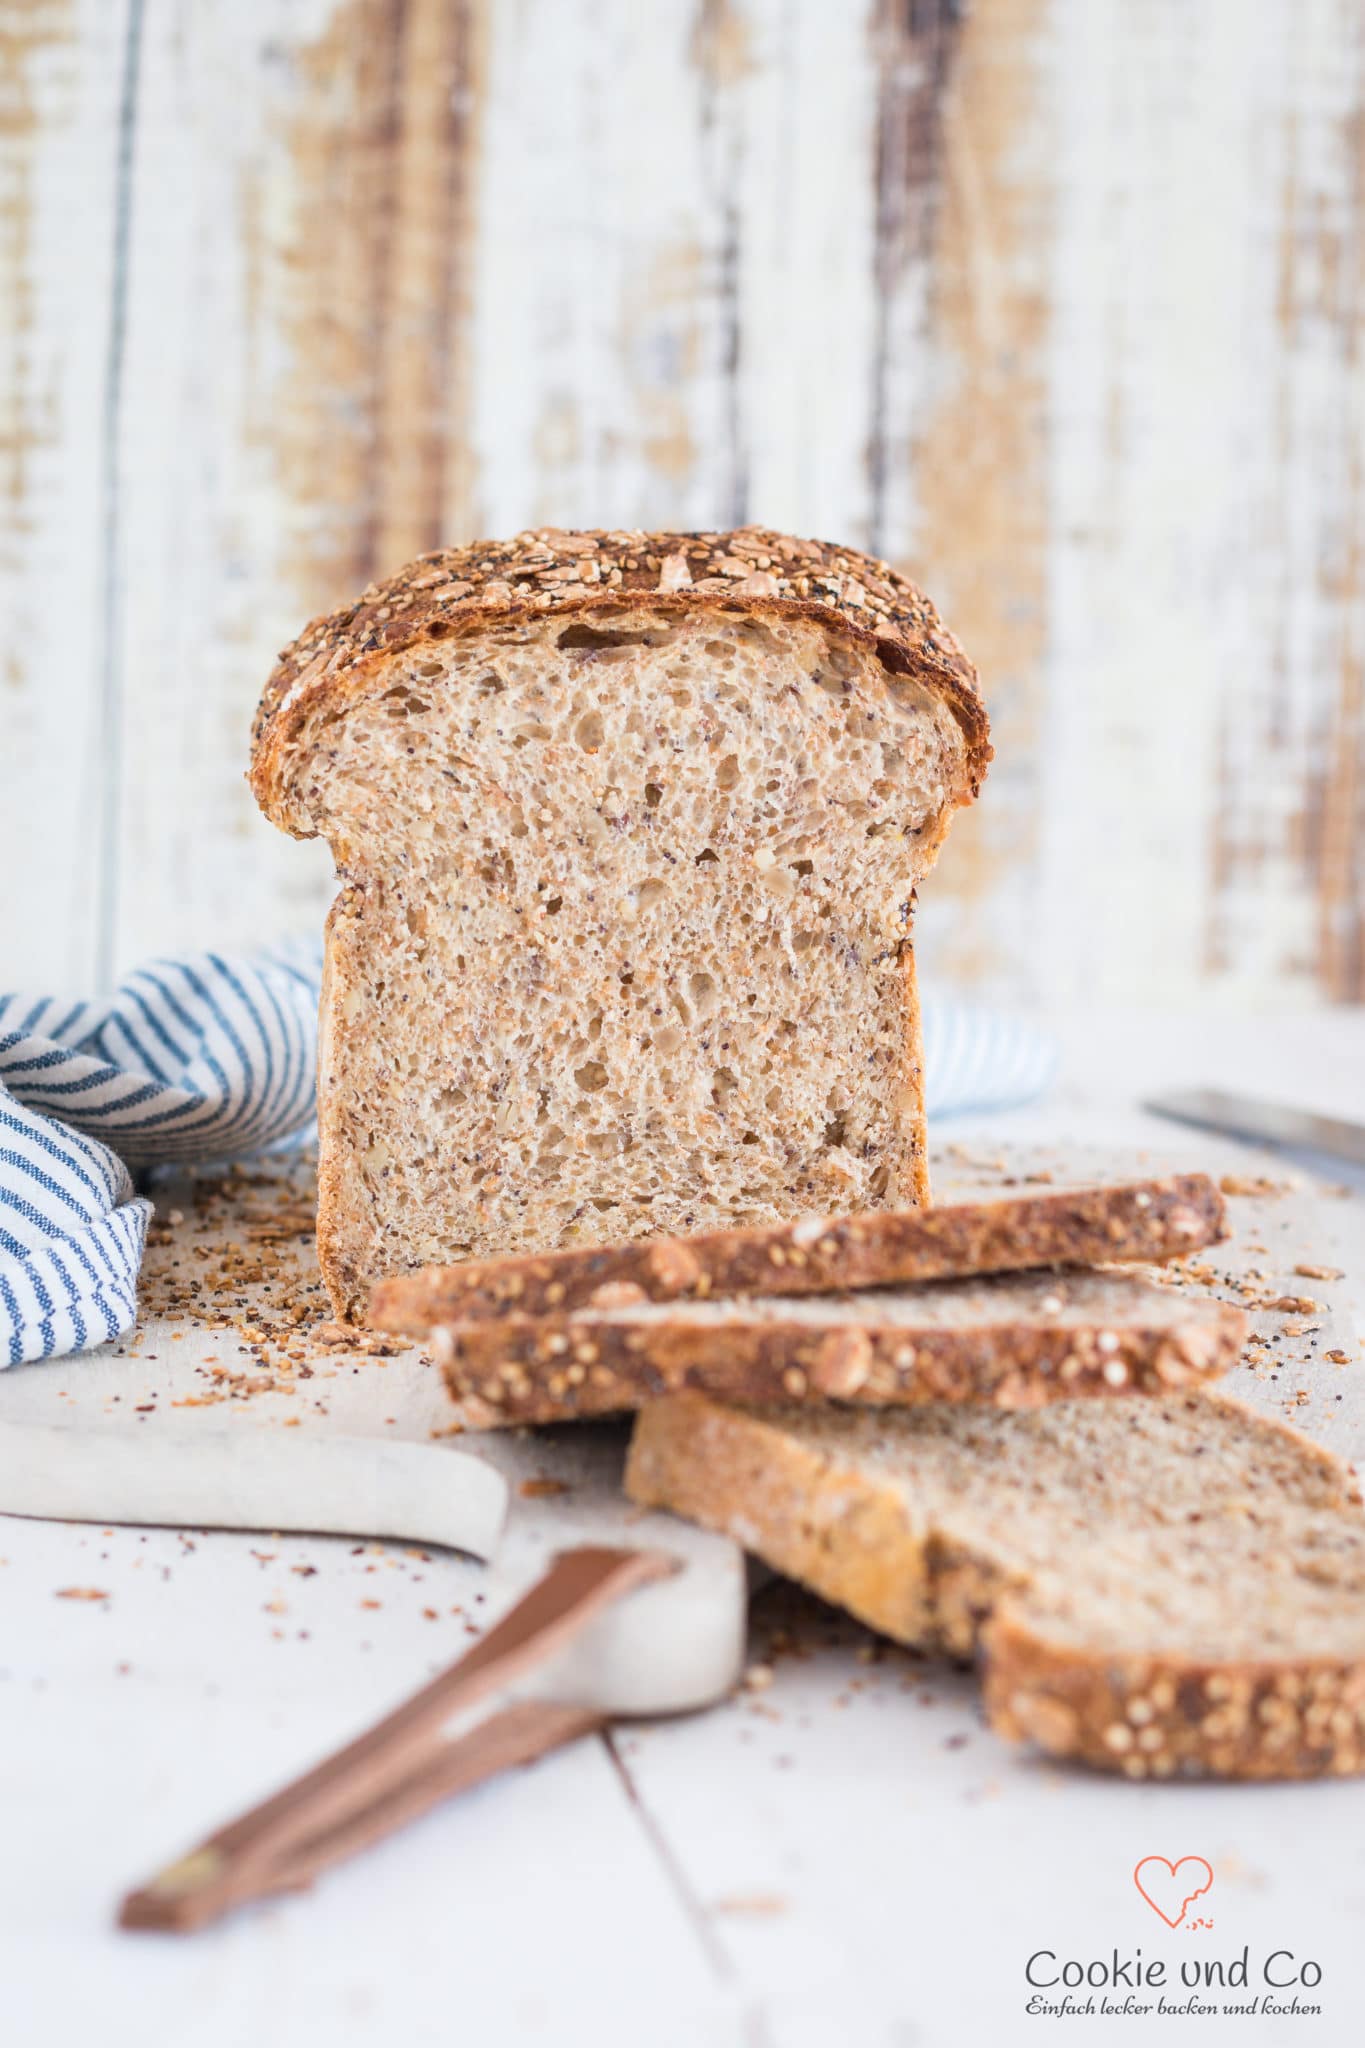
xmin=130 ymin=1152 xmax=426 ymax=1411
xmin=1219 ymin=1174 xmax=1290 ymax=1198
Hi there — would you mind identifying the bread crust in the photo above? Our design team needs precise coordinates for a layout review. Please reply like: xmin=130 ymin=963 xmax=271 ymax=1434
xmin=429 ymin=1274 xmax=1245 ymax=1426
xmin=313 ymin=880 xmax=366 ymax=1317
xmin=897 ymin=942 xmax=931 ymax=1210
xmin=248 ymin=525 xmax=990 ymax=830
xmin=625 ymin=1391 xmax=1365 ymax=1780
xmin=370 ymin=1174 xmax=1224 ymax=1332
xmin=985 ymin=1615 xmax=1365 ymax=1782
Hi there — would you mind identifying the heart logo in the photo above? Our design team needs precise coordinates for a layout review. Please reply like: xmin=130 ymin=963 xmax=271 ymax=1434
xmin=1133 ymin=1856 xmax=1214 ymax=1928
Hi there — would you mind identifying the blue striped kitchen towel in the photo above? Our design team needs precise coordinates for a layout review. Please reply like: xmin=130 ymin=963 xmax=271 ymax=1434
xmin=0 ymin=950 xmax=319 ymax=1367
xmin=0 ymin=948 xmax=1054 ymax=1366
xmin=921 ymin=1002 xmax=1057 ymax=1119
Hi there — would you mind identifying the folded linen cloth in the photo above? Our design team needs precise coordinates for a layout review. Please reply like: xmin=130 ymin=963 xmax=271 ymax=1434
xmin=0 ymin=949 xmax=1055 ymax=1365
xmin=0 ymin=950 xmax=318 ymax=1368
xmin=921 ymin=1001 xmax=1057 ymax=1119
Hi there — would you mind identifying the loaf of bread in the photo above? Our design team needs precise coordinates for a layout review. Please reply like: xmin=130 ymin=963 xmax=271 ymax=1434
xmin=370 ymin=1172 xmax=1225 ymax=1330
xmin=250 ymin=528 xmax=989 ymax=1319
xmin=626 ymin=1391 xmax=1365 ymax=1779
xmin=426 ymin=1268 xmax=1244 ymax=1425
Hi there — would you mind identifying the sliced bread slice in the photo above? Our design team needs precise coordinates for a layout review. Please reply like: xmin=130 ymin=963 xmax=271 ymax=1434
xmin=429 ymin=1269 xmax=1245 ymax=1425
xmin=370 ymin=1173 xmax=1224 ymax=1332
xmin=249 ymin=527 xmax=988 ymax=1320
xmin=625 ymin=1390 xmax=1365 ymax=1779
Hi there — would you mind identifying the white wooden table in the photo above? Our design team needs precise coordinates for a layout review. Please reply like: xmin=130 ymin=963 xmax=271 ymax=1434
xmin=3 ymin=1009 xmax=1365 ymax=2048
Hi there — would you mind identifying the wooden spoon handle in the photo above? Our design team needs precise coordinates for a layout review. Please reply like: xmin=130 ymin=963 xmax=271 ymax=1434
xmin=119 ymin=1545 xmax=674 ymax=1933
xmin=120 ymin=1701 xmax=603 ymax=1933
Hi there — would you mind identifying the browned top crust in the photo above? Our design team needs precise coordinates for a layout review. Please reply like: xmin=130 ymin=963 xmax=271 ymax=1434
xmin=249 ymin=525 xmax=991 ymax=825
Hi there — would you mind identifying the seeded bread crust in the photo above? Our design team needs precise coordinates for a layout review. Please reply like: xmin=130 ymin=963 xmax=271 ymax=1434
xmin=985 ymin=1616 xmax=1365 ymax=1782
xmin=370 ymin=1174 xmax=1225 ymax=1332
xmin=249 ymin=526 xmax=990 ymax=827
xmin=625 ymin=1392 xmax=1365 ymax=1780
xmin=429 ymin=1271 xmax=1245 ymax=1426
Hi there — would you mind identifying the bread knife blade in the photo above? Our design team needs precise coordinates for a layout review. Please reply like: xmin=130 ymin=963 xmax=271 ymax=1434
xmin=0 ymin=1421 xmax=747 ymax=1713
xmin=0 ymin=1422 xmax=508 ymax=1561
xmin=1143 ymin=1088 xmax=1365 ymax=1169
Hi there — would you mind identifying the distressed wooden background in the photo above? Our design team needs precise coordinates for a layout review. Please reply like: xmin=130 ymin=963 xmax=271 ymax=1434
xmin=3 ymin=0 xmax=1363 ymax=1005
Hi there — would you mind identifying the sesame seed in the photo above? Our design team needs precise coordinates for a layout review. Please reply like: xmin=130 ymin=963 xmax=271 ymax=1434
xmin=254 ymin=527 xmax=985 ymax=792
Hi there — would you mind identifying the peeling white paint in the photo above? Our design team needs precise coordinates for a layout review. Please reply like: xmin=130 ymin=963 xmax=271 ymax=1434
xmin=2 ymin=0 xmax=1360 ymax=1004
xmin=1043 ymin=0 xmax=1364 ymax=1005
xmin=0 ymin=0 xmax=131 ymax=991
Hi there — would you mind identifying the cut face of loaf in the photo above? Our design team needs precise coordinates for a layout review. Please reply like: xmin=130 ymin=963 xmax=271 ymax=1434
xmin=626 ymin=1391 xmax=1365 ymax=1779
xmin=250 ymin=530 xmax=987 ymax=1320
xmin=428 ymin=1270 xmax=1245 ymax=1426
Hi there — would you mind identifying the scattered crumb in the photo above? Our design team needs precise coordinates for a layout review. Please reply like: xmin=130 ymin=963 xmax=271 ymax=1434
xmin=130 ymin=1153 xmax=419 ymax=1403
xmin=519 ymin=1478 xmax=569 ymax=1499
xmin=55 ymin=1588 xmax=109 ymax=1602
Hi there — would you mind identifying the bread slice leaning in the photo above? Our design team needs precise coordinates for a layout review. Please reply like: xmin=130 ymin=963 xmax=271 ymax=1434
xmin=249 ymin=527 xmax=989 ymax=1320
xmin=625 ymin=1391 xmax=1365 ymax=1779
xmin=429 ymin=1269 xmax=1245 ymax=1425
xmin=370 ymin=1173 xmax=1224 ymax=1331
